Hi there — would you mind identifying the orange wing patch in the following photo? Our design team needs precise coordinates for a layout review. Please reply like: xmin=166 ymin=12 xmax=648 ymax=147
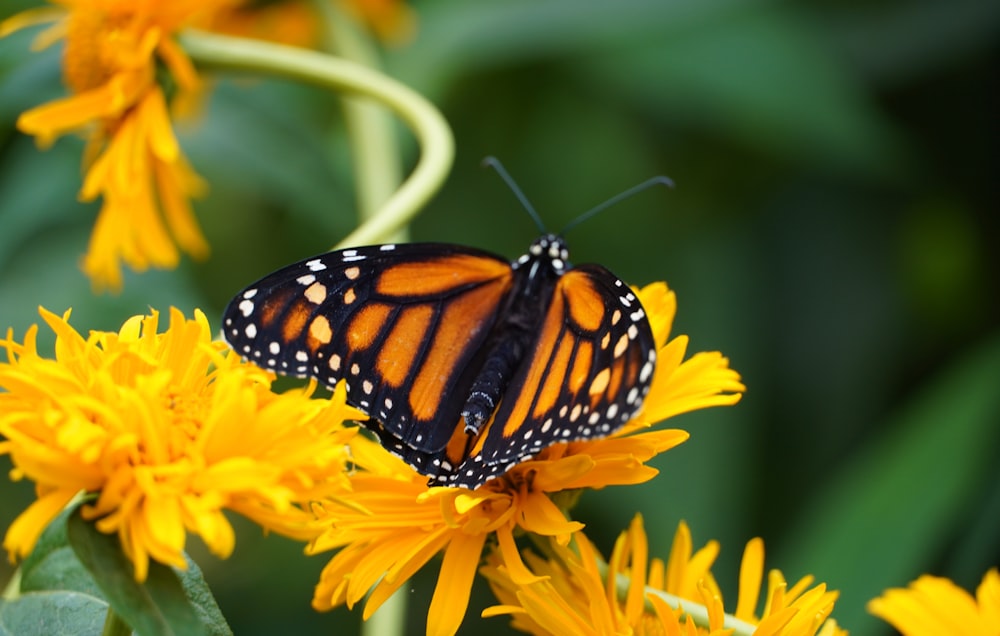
xmin=409 ymin=278 xmax=511 ymax=422
xmin=347 ymin=303 xmax=392 ymax=352
xmin=499 ymin=292 xmax=565 ymax=434
xmin=567 ymin=339 xmax=593 ymax=395
xmin=376 ymin=254 xmax=510 ymax=296
xmin=259 ymin=287 xmax=295 ymax=329
xmin=531 ymin=332 xmax=574 ymax=421
xmin=606 ymin=355 xmax=626 ymax=405
xmin=281 ymin=299 xmax=312 ymax=344
xmin=377 ymin=305 xmax=434 ymax=388
xmin=307 ymin=314 xmax=333 ymax=351
xmin=560 ymin=270 xmax=605 ymax=332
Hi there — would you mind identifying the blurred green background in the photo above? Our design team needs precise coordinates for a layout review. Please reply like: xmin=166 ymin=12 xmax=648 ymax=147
xmin=1 ymin=0 xmax=998 ymax=634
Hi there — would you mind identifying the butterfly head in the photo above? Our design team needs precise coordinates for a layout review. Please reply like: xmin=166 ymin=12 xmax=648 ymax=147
xmin=515 ymin=234 xmax=569 ymax=275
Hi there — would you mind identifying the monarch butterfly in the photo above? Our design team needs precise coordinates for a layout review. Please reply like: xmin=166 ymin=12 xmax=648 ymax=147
xmin=222 ymin=160 xmax=671 ymax=489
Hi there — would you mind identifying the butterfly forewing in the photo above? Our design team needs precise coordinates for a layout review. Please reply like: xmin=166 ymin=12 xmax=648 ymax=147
xmin=450 ymin=265 xmax=656 ymax=487
xmin=222 ymin=243 xmax=514 ymax=467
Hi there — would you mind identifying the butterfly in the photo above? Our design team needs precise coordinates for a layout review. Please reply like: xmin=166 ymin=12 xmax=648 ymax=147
xmin=222 ymin=162 xmax=669 ymax=489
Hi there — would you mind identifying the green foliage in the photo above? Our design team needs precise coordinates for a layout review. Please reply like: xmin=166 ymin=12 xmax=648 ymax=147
xmin=1 ymin=506 xmax=231 ymax=636
xmin=66 ymin=510 xmax=231 ymax=636
xmin=777 ymin=335 xmax=1000 ymax=632
xmin=0 ymin=591 xmax=109 ymax=636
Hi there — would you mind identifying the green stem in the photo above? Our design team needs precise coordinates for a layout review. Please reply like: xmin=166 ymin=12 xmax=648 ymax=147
xmin=603 ymin=563 xmax=758 ymax=635
xmin=318 ymin=2 xmax=407 ymax=242
xmin=362 ymin=584 xmax=408 ymax=636
xmin=178 ymin=29 xmax=454 ymax=247
xmin=100 ymin=606 xmax=132 ymax=636
xmin=643 ymin=587 xmax=758 ymax=635
xmin=1 ymin=568 xmax=21 ymax=600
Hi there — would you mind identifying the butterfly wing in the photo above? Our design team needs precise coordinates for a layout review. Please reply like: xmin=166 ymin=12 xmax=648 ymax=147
xmin=449 ymin=264 xmax=656 ymax=487
xmin=222 ymin=243 xmax=515 ymax=476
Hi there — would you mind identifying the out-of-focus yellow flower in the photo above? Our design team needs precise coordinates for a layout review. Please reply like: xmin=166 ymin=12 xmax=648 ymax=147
xmin=868 ymin=568 xmax=1000 ymax=635
xmin=0 ymin=307 xmax=364 ymax=581
xmin=482 ymin=516 xmax=846 ymax=636
xmin=0 ymin=1 xmax=239 ymax=291
xmin=206 ymin=0 xmax=320 ymax=48
xmin=308 ymin=282 xmax=745 ymax=636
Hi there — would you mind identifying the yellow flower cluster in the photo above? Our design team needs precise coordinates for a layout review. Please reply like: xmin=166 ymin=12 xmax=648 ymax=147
xmin=0 ymin=307 xmax=362 ymax=581
xmin=482 ymin=515 xmax=845 ymax=636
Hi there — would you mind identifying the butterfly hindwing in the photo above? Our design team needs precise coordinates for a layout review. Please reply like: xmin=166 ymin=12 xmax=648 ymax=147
xmin=453 ymin=264 xmax=656 ymax=486
xmin=222 ymin=243 xmax=515 ymax=471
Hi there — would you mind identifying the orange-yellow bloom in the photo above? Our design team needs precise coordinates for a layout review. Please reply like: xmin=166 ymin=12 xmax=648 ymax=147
xmin=482 ymin=516 xmax=846 ymax=636
xmin=308 ymin=282 xmax=745 ymax=636
xmin=204 ymin=0 xmax=320 ymax=48
xmin=0 ymin=1 xmax=236 ymax=290
xmin=868 ymin=568 xmax=1000 ymax=635
xmin=0 ymin=307 xmax=363 ymax=581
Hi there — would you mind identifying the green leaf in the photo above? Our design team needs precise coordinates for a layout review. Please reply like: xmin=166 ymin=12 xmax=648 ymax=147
xmin=0 ymin=591 xmax=109 ymax=636
xmin=581 ymin=7 xmax=900 ymax=175
xmin=173 ymin=557 xmax=232 ymax=636
xmin=776 ymin=333 xmax=1000 ymax=632
xmin=66 ymin=510 xmax=231 ymax=636
xmin=19 ymin=505 xmax=100 ymax=597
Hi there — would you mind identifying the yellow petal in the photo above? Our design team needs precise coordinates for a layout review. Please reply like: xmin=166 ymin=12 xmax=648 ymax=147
xmin=2 ymin=488 xmax=77 ymax=558
xmin=735 ymin=537 xmax=764 ymax=621
xmin=0 ymin=7 xmax=65 ymax=40
xmin=426 ymin=531 xmax=488 ymax=636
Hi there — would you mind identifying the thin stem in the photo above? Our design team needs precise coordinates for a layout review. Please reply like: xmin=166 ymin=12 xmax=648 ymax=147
xmin=1 ymin=568 xmax=21 ymax=600
xmin=319 ymin=2 xmax=407 ymax=242
xmin=601 ymin=562 xmax=758 ymax=635
xmin=362 ymin=584 xmax=408 ymax=636
xmin=178 ymin=30 xmax=454 ymax=247
xmin=101 ymin=606 xmax=132 ymax=636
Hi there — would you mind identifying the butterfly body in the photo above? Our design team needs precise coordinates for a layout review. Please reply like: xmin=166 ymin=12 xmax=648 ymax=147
xmin=223 ymin=234 xmax=655 ymax=489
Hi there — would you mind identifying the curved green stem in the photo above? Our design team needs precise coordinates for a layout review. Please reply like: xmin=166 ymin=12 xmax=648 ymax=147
xmin=318 ymin=2 xmax=407 ymax=242
xmin=178 ymin=29 xmax=454 ymax=247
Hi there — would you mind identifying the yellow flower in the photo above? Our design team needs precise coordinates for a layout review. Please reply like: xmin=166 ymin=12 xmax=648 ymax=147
xmin=0 ymin=1 xmax=236 ymax=291
xmin=308 ymin=282 xmax=745 ymax=636
xmin=0 ymin=307 xmax=364 ymax=581
xmin=205 ymin=1 xmax=320 ymax=48
xmin=482 ymin=516 xmax=846 ymax=636
xmin=868 ymin=568 xmax=1000 ymax=635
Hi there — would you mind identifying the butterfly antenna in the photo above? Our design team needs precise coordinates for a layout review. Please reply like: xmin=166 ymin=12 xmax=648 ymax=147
xmin=559 ymin=175 xmax=675 ymax=236
xmin=482 ymin=156 xmax=547 ymax=233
